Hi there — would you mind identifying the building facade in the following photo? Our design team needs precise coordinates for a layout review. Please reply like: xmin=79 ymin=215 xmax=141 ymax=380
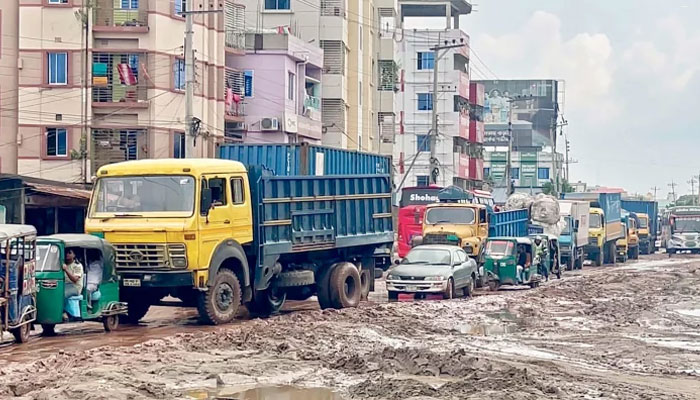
xmin=2 ymin=0 xmax=241 ymax=183
xmin=0 ymin=1 xmax=20 ymax=174
xmin=374 ymin=0 xmax=400 ymax=157
xmin=226 ymin=32 xmax=323 ymax=143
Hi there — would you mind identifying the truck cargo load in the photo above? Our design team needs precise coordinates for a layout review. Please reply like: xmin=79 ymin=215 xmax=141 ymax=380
xmin=621 ymin=199 xmax=659 ymax=254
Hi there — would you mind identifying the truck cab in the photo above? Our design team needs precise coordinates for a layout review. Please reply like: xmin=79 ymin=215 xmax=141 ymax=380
xmin=421 ymin=203 xmax=489 ymax=257
xmin=586 ymin=207 xmax=606 ymax=266
xmin=636 ymin=213 xmax=651 ymax=253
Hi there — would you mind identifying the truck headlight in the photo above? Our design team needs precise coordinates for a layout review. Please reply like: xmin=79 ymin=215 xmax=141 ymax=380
xmin=425 ymin=276 xmax=445 ymax=281
xmin=168 ymin=243 xmax=188 ymax=268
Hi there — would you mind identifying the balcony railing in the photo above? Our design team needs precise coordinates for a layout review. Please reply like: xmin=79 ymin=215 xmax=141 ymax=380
xmin=225 ymin=68 xmax=245 ymax=117
xmin=92 ymin=53 xmax=149 ymax=104
xmin=226 ymin=31 xmax=245 ymax=51
xmin=304 ymin=95 xmax=321 ymax=110
xmin=225 ymin=2 xmax=245 ymax=50
xmin=93 ymin=1 xmax=148 ymax=30
xmin=321 ymin=0 xmax=346 ymax=17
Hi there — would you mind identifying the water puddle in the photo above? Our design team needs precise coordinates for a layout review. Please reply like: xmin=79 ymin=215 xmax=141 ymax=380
xmin=457 ymin=322 xmax=517 ymax=335
xmin=187 ymin=385 xmax=343 ymax=400
xmin=676 ymin=309 xmax=700 ymax=318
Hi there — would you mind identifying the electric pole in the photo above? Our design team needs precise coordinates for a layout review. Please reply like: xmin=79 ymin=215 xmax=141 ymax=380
xmin=668 ymin=181 xmax=677 ymax=203
xmin=429 ymin=37 xmax=466 ymax=185
xmin=650 ymin=186 xmax=660 ymax=201
xmin=564 ymin=137 xmax=570 ymax=182
xmin=183 ymin=2 xmax=223 ymax=158
xmin=689 ymin=177 xmax=697 ymax=204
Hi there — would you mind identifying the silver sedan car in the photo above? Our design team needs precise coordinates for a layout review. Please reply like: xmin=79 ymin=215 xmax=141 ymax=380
xmin=386 ymin=245 xmax=478 ymax=301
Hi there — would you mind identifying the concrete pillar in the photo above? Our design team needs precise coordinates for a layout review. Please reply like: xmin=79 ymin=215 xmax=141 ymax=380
xmin=445 ymin=4 xmax=452 ymax=28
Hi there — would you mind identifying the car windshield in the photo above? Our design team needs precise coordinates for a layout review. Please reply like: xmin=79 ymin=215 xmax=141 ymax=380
xmin=590 ymin=213 xmax=602 ymax=229
xmin=403 ymin=248 xmax=452 ymax=265
xmin=485 ymin=240 xmax=515 ymax=256
xmin=425 ymin=207 xmax=475 ymax=224
xmin=91 ymin=176 xmax=195 ymax=216
xmin=561 ymin=216 xmax=572 ymax=234
xmin=673 ymin=217 xmax=700 ymax=233
xmin=37 ymin=244 xmax=61 ymax=272
xmin=638 ymin=217 xmax=648 ymax=228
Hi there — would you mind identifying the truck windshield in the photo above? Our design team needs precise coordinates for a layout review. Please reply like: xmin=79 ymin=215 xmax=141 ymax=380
xmin=590 ymin=213 xmax=602 ymax=229
xmin=638 ymin=217 xmax=648 ymax=228
xmin=485 ymin=240 xmax=514 ymax=256
xmin=561 ymin=216 xmax=572 ymax=234
xmin=673 ymin=217 xmax=700 ymax=233
xmin=425 ymin=207 xmax=475 ymax=224
xmin=402 ymin=248 xmax=452 ymax=265
xmin=37 ymin=244 xmax=61 ymax=272
xmin=91 ymin=176 xmax=195 ymax=216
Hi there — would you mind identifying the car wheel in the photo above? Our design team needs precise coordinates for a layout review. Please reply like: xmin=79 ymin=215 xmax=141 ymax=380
xmin=443 ymin=278 xmax=455 ymax=300
xmin=463 ymin=275 xmax=475 ymax=298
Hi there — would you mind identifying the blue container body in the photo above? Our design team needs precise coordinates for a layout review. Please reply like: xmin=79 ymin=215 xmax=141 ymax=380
xmin=247 ymin=166 xmax=394 ymax=258
xmin=562 ymin=192 xmax=622 ymax=223
xmin=219 ymin=143 xmax=391 ymax=176
xmin=621 ymin=200 xmax=659 ymax=236
xmin=489 ymin=209 xmax=529 ymax=238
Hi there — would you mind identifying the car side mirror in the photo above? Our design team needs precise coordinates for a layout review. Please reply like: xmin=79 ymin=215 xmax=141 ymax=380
xmin=200 ymin=188 xmax=212 ymax=216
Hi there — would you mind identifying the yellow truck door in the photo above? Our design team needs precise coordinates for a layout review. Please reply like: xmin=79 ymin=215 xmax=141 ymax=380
xmin=199 ymin=175 xmax=235 ymax=270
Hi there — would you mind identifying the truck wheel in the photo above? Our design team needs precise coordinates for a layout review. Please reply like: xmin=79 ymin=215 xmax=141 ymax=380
xmin=316 ymin=264 xmax=337 ymax=309
xmin=247 ymin=286 xmax=286 ymax=317
xmin=359 ymin=269 xmax=371 ymax=300
xmin=41 ymin=324 xmax=56 ymax=337
xmin=633 ymin=246 xmax=640 ymax=260
xmin=277 ymin=270 xmax=315 ymax=287
xmin=595 ymin=250 xmax=603 ymax=267
xmin=11 ymin=323 xmax=30 ymax=343
xmin=329 ymin=262 xmax=361 ymax=309
xmin=565 ymin=257 xmax=574 ymax=271
xmin=103 ymin=315 xmax=119 ymax=332
xmin=121 ymin=301 xmax=151 ymax=324
xmin=285 ymin=286 xmax=314 ymax=301
xmin=197 ymin=269 xmax=242 ymax=325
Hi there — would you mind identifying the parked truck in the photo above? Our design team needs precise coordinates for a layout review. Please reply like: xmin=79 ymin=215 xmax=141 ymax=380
xmin=85 ymin=157 xmax=393 ymax=325
xmin=620 ymin=200 xmax=659 ymax=254
xmin=559 ymin=200 xmax=589 ymax=270
xmin=616 ymin=211 xmax=640 ymax=262
xmin=562 ymin=192 xmax=624 ymax=266
xmin=661 ymin=206 xmax=700 ymax=255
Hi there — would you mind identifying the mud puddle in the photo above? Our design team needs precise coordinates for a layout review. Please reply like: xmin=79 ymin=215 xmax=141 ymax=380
xmin=187 ymin=385 xmax=342 ymax=400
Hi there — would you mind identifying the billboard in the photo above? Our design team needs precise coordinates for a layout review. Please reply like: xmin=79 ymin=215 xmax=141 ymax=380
xmin=476 ymin=80 xmax=559 ymax=149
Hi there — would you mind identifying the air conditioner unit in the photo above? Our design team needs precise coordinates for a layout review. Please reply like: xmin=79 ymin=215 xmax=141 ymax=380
xmin=260 ymin=117 xmax=280 ymax=131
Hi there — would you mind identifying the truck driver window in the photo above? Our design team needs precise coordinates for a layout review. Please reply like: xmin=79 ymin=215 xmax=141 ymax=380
xmin=230 ymin=178 xmax=244 ymax=204
xmin=208 ymin=178 xmax=227 ymax=207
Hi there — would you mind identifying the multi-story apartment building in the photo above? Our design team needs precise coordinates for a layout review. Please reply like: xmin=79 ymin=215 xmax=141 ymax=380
xmin=0 ymin=1 xmax=19 ymax=174
xmin=394 ymin=0 xmax=476 ymax=188
xmin=227 ymin=32 xmax=323 ymax=143
xmin=239 ymin=0 xmax=384 ymax=151
xmin=5 ymin=0 xmax=240 ymax=183
xmin=374 ymin=0 xmax=400 ymax=157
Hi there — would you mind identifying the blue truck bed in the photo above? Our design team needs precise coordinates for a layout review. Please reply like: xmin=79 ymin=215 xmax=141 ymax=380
xmin=563 ymin=192 xmax=622 ymax=223
xmin=621 ymin=200 xmax=659 ymax=236
xmin=489 ymin=209 xmax=529 ymax=237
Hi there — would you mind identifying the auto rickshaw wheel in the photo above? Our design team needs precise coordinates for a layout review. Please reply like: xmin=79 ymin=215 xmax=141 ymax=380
xmin=443 ymin=278 xmax=455 ymax=300
xmin=103 ymin=315 xmax=119 ymax=332
xmin=488 ymin=280 xmax=499 ymax=291
xmin=41 ymin=324 xmax=56 ymax=337
xmin=529 ymin=281 xmax=540 ymax=289
xmin=11 ymin=323 xmax=30 ymax=344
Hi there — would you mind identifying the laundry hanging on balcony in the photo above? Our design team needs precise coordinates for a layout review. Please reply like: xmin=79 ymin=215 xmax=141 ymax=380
xmin=226 ymin=88 xmax=242 ymax=114
xmin=118 ymin=63 xmax=138 ymax=86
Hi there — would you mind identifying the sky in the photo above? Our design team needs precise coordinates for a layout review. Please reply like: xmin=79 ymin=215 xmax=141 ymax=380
xmin=407 ymin=0 xmax=700 ymax=198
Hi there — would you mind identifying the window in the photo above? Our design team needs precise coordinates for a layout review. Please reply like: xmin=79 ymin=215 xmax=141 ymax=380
xmin=417 ymin=52 xmax=434 ymax=70
xmin=48 ymin=0 xmax=68 ymax=3
xmin=265 ymin=0 xmax=290 ymax=10
xmin=230 ymin=178 xmax=245 ymax=204
xmin=288 ymin=71 xmax=295 ymax=100
xmin=46 ymin=128 xmax=67 ymax=157
xmin=121 ymin=0 xmax=138 ymax=8
xmin=244 ymin=70 xmax=253 ymax=97
xmin=175 ymin=0 xmax=187 ymax=15
xmin=174 ymin=132 xmax=185 ymax=159
xmin=456 ymin=250 xmax=467 ymax=263
xmin=416 ymin=175 xmax=429 ymax=187
xmin=208 ymin=178 xmax=227 ymax=206
xmin=416 ymin=134 xmax=430 ymax=152
xmin=48 ymin=52 xmax=67 ymax=85
xmin=417 ymin=93 xmax=433 ymax=111
xmin=511 ymin=167 xmax=520 ymax=179
xmin=483 ymin=167 xmax=491 ymax=177
xmin=174 ymin=58 xmax=185 ymax=90
xmin=538 ymin=168 xmax=550 ymax=180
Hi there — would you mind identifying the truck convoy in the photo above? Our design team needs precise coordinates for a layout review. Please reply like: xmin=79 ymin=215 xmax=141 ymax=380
xmin=621 ymin=200 xmax=659 ymax=254
xmin=562 ymin=192 xmax=624 ymax=266
xmin=85 ymin=144 xmax=394 ymax=325
xmin=558 ymin=200 xmax=589 ymax=270
xmin=616 ymin=211 xmax=640 ymax=262
xmin=661 ymin=206 xmax=700 ymax=254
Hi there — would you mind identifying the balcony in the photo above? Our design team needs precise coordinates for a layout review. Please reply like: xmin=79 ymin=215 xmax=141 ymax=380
xmin=225 ymin=1 xmax=245 ymax=53
xmin=321 ymin=0 xmax=346 ymax=17
xmin=91 ymin=128 xmax=148 ymax=174
xmin=225 ymin=68 xmax=245 ymax=121
xmin=92 ymin=53 xmax=149 ymax=108
xmin=93 ymin=0 xmax=148 ymax=32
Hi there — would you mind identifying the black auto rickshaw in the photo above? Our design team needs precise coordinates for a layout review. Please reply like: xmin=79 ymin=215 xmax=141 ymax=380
xmin=0 ymin=224 xmax=38 ymax=343
xmin=35 ymin=234 xmax=126 ymax=335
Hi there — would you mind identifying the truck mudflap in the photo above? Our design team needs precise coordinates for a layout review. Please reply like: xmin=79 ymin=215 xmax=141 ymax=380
xmin=119 ymin=270 xmax=194 ymax=288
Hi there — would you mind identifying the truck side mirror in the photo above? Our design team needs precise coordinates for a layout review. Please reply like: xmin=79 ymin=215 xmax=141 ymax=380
xmin=575 ymin=220 xmax=580 ymax=229
xmin=200 ymin=188 xmax=213 ymax=216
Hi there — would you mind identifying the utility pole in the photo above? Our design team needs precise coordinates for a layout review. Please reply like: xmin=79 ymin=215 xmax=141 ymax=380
xmin=183 ymin=3 xmax=223 ymax=158
xmin=75 ymin=1 xmax=92 ymax=182
xmin=668 ymin=181 xmax=677 ymax=203
xmin=429 ymin=37 xmax=466 ymax=185
xmin=689 ymin=177 xmax=698 ymax=204
xmin=564 ymin=137 xmax=570 ymax=182
xmin=650 ymin=186 xmax=660 ymax=201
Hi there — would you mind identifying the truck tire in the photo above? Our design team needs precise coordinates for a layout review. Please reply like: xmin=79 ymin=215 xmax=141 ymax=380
xmin=316 ymin=264 xmax=337 ymax=309
xmin=121 ymin=301 xmax=151 ymax=324
xmin=329 ymin=262 xmax=361 ymax=309
xmin=277 ymin=270 xmax=315 ymax=287
xmin=359 ymin=269 xmax=371 ymax=300
xmin=632 ymin=246 xmax=640 ymax=260
xmin=565 ymin=257 xmax=574 ymax=271
xmin=595 ymin=249 xmax=603 ymax=266
xmin=197 ymin=269 xmax=241 ymax=325
xmin=247 ymin=286 xmax=287 ymax=317
xmin=575 ymin=255 xmax=584 ymax=270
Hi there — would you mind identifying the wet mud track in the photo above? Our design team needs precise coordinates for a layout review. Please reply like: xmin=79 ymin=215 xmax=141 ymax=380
xmin=1 ymin=255 xmax=700 ymax=399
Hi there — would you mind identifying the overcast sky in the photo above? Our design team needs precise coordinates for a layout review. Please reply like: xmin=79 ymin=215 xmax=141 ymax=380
xmin=408 ymin=0 xmax=699 ymax=198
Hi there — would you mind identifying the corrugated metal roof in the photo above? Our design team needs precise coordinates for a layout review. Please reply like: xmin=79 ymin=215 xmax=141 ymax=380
xmin=26 ymin=183 xmax=91 ymax=200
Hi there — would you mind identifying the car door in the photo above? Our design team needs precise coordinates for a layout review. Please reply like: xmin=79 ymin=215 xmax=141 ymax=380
xmin=463 ymin=251 xmax=477 ymax=281
xmin=452 ymin=249 xmax=468 ymax=288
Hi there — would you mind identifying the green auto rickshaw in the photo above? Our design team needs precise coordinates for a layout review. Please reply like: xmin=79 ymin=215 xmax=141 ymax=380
xmin=530 ymin=234 xmax=563 ymax=280
xmin=483 ymin=237 xmax=541 ymax=291
xmin=36 ymin=234 xmax=127 ymax=335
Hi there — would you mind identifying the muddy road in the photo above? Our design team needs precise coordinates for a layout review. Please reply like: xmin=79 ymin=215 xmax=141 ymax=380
xmin=2 ymin=255 xmax=700 ymax=399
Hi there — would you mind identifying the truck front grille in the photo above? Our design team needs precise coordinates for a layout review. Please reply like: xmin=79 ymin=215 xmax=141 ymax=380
xmin=588 ymin=238 xmax=598 ymax=246
xmin=423 ymin=233 xmax=458 ymax=246
xmin=115 ymin=243 xmax=167 ymax=269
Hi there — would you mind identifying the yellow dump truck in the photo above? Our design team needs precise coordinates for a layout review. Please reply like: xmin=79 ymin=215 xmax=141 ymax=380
xmin=419 ymin=203 xmax=489 ymax=257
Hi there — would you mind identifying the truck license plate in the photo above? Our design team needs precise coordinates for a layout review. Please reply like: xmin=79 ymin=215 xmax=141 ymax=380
xmin=123 ymin=278 xmax=141 ymax=287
